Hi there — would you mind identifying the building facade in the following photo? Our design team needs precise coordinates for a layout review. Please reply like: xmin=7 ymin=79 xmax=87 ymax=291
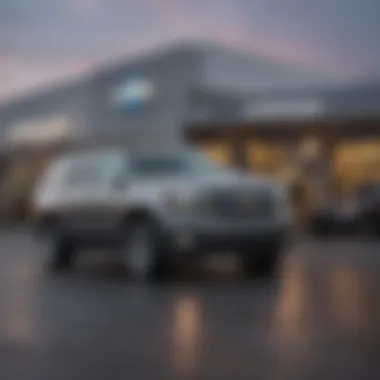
xmin=0 ymin=43 xmax=331 ymax=149
xmin=1 ymin=42 xmax=380 ymax=221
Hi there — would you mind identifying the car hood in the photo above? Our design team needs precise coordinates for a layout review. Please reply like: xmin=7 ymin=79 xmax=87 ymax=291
xmin=133 ymin=171 xmax=283 ymax=194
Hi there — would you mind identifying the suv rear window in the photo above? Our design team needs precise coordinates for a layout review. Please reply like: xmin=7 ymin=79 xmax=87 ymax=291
xmin=65 ymin=159 xmax=104 ymax=186
xmin=40 ymin=150 xmax=126 ymax=189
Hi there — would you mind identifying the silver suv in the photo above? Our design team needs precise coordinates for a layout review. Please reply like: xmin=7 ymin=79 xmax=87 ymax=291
xmin=32 ymin=147 xmax=293 ymax=278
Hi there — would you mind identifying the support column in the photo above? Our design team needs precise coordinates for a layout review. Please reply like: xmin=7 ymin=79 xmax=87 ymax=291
xmin=307 ymin=138 xmax=336 ymax=210
xmin=282 ymin=141 xmax=307 ymax=229
xmin=281 ymin=136 xmax=335 ymax=229
xmin=229 ymin=131 xmax=249 ymax=170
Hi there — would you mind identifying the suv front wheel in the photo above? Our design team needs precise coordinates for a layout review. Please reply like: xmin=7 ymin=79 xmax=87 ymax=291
xmin=243 ymin=244 xmax=283 ymax=276
xmin=46 ymin=233 xmax=76 ymax=272
xmin=121 ymin=220 xmax=171 ymax=280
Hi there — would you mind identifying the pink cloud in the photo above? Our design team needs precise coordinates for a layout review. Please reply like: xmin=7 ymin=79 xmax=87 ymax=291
xmin=0 ymin=0 xmax=369 ymax=101
xmin=0 ymin=56 xmax=91 ymax=102
xmin=142 ymin=0 xmax=357 ymax=76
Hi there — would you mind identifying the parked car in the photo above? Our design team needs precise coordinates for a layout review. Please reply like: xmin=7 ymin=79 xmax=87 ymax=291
xmin=31 ymin=147 xmax=293 ymax=279
xmin=310 ymin=182 xmax=380 ymax=236
xmin=355 ymin=183 xmax=380 ymax=236
xmin=309 ymin=196 xmax=359 ymax=236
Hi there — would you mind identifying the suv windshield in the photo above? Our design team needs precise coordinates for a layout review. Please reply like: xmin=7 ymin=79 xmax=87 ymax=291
xmin=129 ymin=151 xmax=226 ymax=176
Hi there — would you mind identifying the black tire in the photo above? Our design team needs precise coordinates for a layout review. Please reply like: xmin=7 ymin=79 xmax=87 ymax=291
xmin=244 ymin=246 xmax=282 ymax=276
xmin=310 ymin=216 xmax=335 ymax=236
xmin=359 ymin=217 xmax=380 ymax=238
xmin=121 ymin=219 xmax=171 ymax=280
xmin=47 ymin=234 xmax=76 ymax=272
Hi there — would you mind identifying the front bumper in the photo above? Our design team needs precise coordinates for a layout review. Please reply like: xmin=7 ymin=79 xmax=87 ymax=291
xmin=161 ymin=217 xmax=290 ymax=255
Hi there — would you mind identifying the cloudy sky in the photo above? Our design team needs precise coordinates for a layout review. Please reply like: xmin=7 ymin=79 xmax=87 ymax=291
xmin=0 ymin=0 xmax=379 ymax=102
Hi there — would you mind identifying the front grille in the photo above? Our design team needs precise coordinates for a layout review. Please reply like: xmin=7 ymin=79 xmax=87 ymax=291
xmin=201 ymin=187 xmax=275 ymax=219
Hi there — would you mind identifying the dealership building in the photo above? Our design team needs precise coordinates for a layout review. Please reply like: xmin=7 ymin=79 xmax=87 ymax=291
xmin=1 ymin=42 xmax=380 ymax=220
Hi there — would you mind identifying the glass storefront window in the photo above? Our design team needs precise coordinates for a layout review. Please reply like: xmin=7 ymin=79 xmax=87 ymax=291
xmin=333 ymin=139 xmax=380 ymax=194
xmin=199 ymin=142 xmax=232 ymax=166
xmin=299 ymin=137 xmax=321 ymax=162
xmin=246 ymin=140 xmax=288 ymax=175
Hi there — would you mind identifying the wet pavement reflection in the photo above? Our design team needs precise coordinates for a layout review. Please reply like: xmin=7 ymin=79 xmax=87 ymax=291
xmin=0 ymin=230 xmax=380 ymax=379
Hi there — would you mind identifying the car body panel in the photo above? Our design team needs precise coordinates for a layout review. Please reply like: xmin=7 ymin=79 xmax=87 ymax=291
xmin=32 ymin=148 xmax=293 ymax=253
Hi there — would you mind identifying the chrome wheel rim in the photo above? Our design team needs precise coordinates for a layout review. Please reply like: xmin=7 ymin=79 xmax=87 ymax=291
xmin=124 ymin=227 xmax=154 ymax=278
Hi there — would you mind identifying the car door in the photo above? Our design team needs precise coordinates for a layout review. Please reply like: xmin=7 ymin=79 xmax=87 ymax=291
xmin=87 ymin=152 xmax=131 ymax=235
xmin=59 ymin=151 xmax=127 ymax=238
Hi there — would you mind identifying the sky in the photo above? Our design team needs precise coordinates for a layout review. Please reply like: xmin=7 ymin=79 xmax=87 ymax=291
xmin=0 ymin=0 xmax=379 ymax=102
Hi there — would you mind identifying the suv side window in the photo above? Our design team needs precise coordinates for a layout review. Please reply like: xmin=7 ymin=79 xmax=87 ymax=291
xmin=101 ymin=155 xmax=127 ymax=186
xmin=64 ymin=152 xmax=126 ymax=189
xmin=65 ymin=159 xmax=103 ymax=187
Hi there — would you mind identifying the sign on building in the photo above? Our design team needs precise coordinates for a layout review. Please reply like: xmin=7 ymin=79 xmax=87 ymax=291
xmin=244 ymin=98 xmax=323 ymax=119
xmin=110 ymin=76 xmax=156 ymax=111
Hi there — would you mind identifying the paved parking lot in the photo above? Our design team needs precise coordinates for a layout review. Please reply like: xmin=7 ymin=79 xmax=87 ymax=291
xmin=0 ymin=229 xmax=380 ymax=379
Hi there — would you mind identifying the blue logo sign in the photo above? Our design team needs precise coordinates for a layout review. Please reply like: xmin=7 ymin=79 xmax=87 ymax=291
xmin=111 ymin=76 xmax=155 ymax=111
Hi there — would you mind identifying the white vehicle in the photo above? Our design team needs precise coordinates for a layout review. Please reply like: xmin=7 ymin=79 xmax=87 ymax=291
xmin=32 ymin=147 xmax=292 ymax=278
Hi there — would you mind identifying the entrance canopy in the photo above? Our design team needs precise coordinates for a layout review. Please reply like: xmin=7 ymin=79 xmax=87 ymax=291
xmin=186 ymin=116 xmax=380 ymax=143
